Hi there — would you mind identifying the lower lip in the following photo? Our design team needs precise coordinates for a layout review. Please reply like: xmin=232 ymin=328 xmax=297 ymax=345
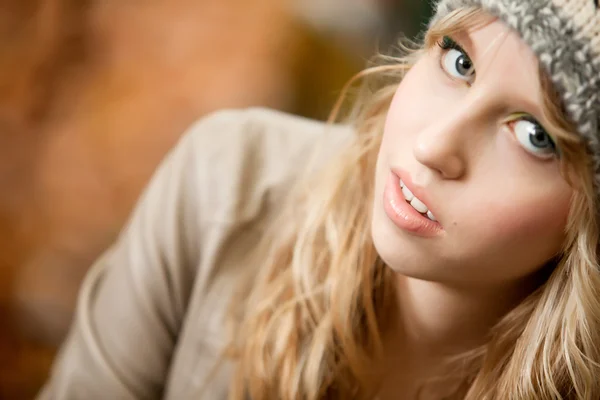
xmin=383 ymin=172 xmax=443 ymax=237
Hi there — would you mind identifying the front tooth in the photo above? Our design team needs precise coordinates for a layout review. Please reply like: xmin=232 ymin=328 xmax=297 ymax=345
xmin=399 ymin=179 xmax=405 ymax=188
xmin=427 ymin=211 xmax=437 ymax=221
xmin=410 ymin=197 xmax=428 ymax=214
xmin=401 ymin=185 xmax=414 ymax=202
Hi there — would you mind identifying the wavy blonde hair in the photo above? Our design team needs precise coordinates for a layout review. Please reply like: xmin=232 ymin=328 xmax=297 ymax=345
xmin=225 ymin=7 xmax=600 ymax=399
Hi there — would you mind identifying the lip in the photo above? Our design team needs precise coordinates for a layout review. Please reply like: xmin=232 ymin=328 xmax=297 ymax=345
xmin=382 ymin=170 xmax=444 ymax=237
xmin=392 ymin=168 xmax=439 ymax=216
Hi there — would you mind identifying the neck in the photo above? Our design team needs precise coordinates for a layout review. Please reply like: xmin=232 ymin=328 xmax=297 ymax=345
xmin=378 ymin=273 xmax=539 ymax=399
xmin=393 ymin=276 xmax=530 ymax=353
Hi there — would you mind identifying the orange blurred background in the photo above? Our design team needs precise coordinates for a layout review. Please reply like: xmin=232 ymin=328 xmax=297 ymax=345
xmin=0 ymin=0 xmax=431 ymax=398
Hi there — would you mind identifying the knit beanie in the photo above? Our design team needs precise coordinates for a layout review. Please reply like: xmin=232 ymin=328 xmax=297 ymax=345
xmin=430 ymin=0 xmax=600 ymax=180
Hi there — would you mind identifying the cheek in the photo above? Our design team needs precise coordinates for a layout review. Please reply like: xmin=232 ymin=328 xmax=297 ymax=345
xmin=456 ymin=179 xmax=572 ymax=277
xmin=486 ymin=196 xmax=568 ymax=242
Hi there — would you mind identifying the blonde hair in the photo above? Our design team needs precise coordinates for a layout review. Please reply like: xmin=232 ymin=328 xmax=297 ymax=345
xmin=226 ymin=7 xmax=600 ymax=399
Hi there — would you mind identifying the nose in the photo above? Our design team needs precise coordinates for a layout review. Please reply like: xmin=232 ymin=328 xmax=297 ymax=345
xmin=413 ymin=98 xmax=487 ymax=180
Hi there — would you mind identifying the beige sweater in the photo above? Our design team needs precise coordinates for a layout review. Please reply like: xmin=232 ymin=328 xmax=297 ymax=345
xmin=38 ymin=108 xmax=352 ymax=399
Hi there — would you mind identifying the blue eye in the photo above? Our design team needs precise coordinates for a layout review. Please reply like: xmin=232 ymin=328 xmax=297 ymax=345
xmin=512 ymin=117 xmax=557 ymax=159
xmin=438 ymin=36 xmax=475 ymax=83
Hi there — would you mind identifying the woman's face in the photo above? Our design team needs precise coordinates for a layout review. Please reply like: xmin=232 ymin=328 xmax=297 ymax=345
xmin=371 ymin=17 xmax=574 ymax=287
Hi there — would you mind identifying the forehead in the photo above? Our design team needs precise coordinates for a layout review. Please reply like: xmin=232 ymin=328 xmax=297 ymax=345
xmin=458 ymin=18 xmax=545 ymax=112
xmin=463 ymin=19 xmax=537 ymax=66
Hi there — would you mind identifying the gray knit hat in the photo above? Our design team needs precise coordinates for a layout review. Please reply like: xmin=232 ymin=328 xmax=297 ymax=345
xmin=430 ymin=0 xmax=600 ymax=182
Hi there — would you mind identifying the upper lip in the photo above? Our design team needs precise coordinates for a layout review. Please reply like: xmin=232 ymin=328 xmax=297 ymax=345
xmin=391 ymin=168 xmax=441 ymax=223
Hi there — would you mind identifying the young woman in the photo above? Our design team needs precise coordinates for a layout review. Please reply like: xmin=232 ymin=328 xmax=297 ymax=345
xmin=39 ymin=0 xmax=600 ymax=399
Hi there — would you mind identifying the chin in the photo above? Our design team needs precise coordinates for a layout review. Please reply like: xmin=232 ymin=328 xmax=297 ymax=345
xmin=370 ymin=200 xmax=456 ymax=283
xmin=371 ymin=201 xmax=421 ymax=275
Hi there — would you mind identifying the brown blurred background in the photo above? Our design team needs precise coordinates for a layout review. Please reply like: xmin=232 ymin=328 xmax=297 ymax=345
xmin=0 ymin=0 xmax=431 ymax=398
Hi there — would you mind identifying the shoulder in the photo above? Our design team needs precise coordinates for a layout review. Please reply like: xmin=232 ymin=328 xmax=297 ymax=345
xmin=179 ymin=107 xmax=353 ymax=224
xmin=184 ymin=107 xmax=352 ymax=170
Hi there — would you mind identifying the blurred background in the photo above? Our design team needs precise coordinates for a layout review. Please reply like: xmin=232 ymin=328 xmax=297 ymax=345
xmin=0 ymin=0 xmax=432 ymax=398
